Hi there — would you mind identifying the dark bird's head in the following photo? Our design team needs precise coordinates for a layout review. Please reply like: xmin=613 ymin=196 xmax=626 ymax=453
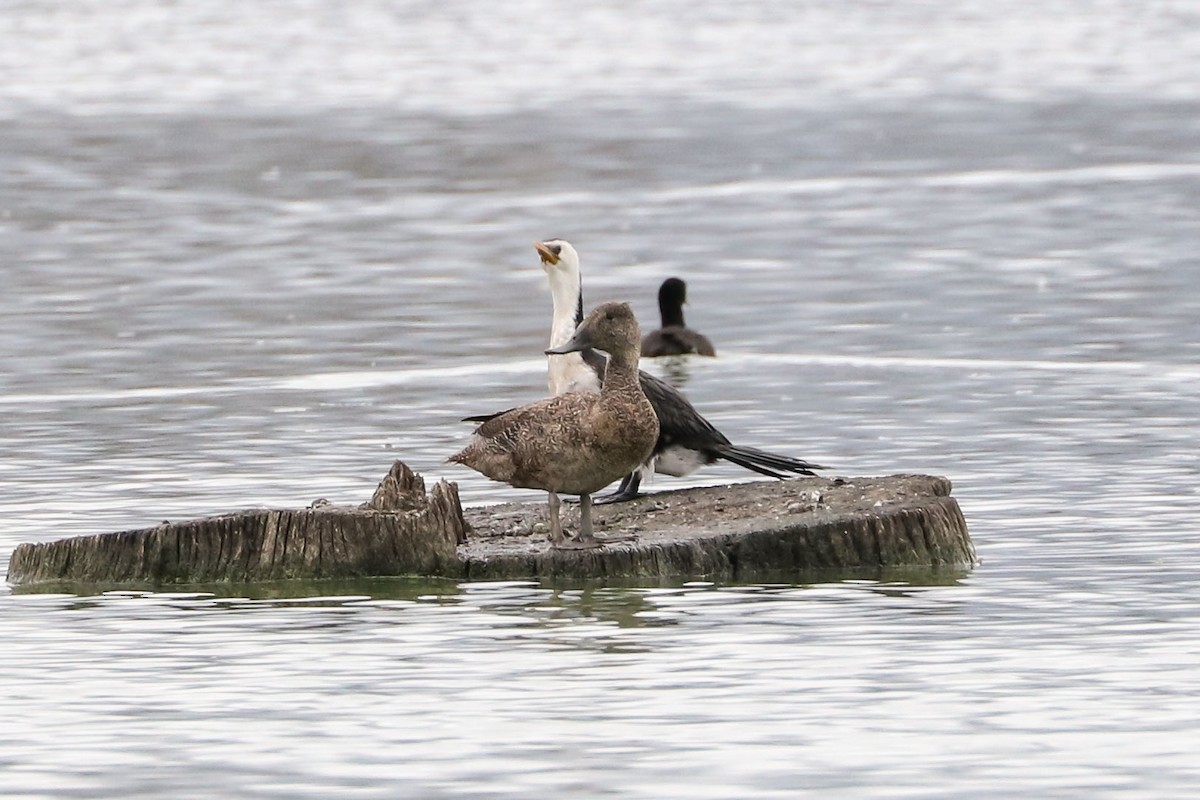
xmin=659 ymin=277 xmax=688 ymax=308
xmin=657 ymin=277 xmax=690 ymax=327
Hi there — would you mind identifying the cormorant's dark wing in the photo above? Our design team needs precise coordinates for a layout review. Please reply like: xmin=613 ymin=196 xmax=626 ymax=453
xmin=636 ymin=369 xmax=824 ymax=477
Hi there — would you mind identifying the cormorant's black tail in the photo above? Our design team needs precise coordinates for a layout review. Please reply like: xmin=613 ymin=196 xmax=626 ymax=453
xmin=713 ymin=444 xmax=825 ymax=479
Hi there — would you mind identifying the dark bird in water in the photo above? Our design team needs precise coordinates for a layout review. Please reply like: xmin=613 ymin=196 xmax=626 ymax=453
xmin=531 ymin=239 xmax=825 ymax=504
xmin=450 ymin=302 xmax=658 ymax=548
xmin=641 ymin=277 xmax=716 ymax=357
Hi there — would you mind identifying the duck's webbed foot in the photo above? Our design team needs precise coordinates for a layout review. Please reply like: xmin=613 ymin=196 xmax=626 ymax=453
xmin=553 ymin=535 xmax=604 ymax=550
xmin=550 ymin=493 xmax=637 ymax=548
xmin=552 ymin=531 xmax=638 ymax=549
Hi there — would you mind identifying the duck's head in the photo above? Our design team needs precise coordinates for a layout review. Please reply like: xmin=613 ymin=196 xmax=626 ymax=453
xmin=546 ymin=301 xmax=640 ymax=358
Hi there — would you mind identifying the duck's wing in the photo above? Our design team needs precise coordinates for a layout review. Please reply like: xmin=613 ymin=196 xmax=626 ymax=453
xmin=469 ymin=394 xmax=593 ymax=440
xmin=691 ymin=331 xmax=716 ymax=357
xmin=641 ymin=327 xmax=716 ymax=357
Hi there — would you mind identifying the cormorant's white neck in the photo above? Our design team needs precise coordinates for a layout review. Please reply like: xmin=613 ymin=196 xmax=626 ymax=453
xmin=545 ymin=254 xmax=601 ymax=396
xmin=547 ymin=266 xmax=582 ymax=350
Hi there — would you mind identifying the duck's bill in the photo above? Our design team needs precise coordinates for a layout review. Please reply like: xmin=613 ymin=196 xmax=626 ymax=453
xmin=545 ymin=328 xmax=591 ymax=355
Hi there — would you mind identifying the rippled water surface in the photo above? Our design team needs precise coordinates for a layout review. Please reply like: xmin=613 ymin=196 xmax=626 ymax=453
xmin=3 ymin=2 xmax=1200 ymax=798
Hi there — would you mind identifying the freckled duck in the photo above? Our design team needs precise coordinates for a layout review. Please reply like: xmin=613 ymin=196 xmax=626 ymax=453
xmin=641 ymin=277 xmax=716 ymax=357
xmin=533 ymin=238 xmax=825 ymax=503
xmin=449 ymin=302 xmax=658 ymax=548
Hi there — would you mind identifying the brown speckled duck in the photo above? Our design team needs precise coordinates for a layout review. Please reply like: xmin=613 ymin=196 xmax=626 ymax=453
xmin=641 ymin=277 xmax=716 ymax=357
xmin=449 ymin=302 xmax=658 ymax=549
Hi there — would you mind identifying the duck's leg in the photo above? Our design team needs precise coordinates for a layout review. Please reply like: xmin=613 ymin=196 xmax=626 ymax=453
xmin=593 ymin=471 xmax=643 ymax=505
xmin=556 ymin=493 xmax=602 ymax=549
xmin=547 ymin=491 xmax=565 ymax=545
xmin=577 ymin=492 xmax=598 ymax=546
xmin=556 ymin=493 xmax=636 ymax=549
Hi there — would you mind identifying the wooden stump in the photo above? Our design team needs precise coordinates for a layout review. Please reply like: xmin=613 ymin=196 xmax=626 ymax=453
xmin=6 ymin=462 xmax=975 ymax=588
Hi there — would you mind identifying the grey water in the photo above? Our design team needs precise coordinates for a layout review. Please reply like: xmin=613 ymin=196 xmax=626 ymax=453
xmin=3 ymin=1 xmax=1200 ymax=797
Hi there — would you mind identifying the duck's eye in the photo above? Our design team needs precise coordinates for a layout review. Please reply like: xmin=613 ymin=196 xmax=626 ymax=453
xmin=548 ymin=243 xmax=562 ymax=256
